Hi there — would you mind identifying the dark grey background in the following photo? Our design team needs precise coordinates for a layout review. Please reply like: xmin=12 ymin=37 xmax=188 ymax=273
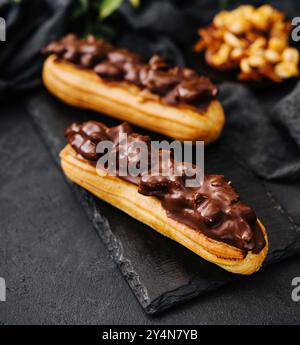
xmin=0 ymin=98 xmax=300 ymax=324
xmin=1 ymin=0 xmax=300 ymax=324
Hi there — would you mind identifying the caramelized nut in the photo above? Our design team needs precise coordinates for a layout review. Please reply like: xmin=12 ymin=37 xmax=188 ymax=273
xmin=231 ymin=48 xmax=244 ymax=60
xmin=238 ymin=5 xmax=255 ymax=20
xmin=240 ymin=58 xmax=252 ymax=73
xmin=264 ymin=49 xmax=281 ymax=63
xmin=282 ymin=48 xmax=299 ymax=65
xmin=250 ymin=11 xmax=269 ymax=31
xmin=268 ymin=37 xmax=286 ymax=52
xmin=213 ymin=11 xmax=229 ymax=28
xmin=275 ymin=62 xmax=299 ymax=78
xmin=257 ymin=4 xmax=274 ymax=19
xmin=224 ymin=32 xmax=244 ymax=48
xmin=249 ymin=37 xmax=267 ymax=52
xmin=195 ymin=4 xmax=299 ymax=82
xmin=212 ymin=44 xmax=231 ymax=65
xmin=248 ymin=54 xmax=265 ymax=67
xmin=227 ymin=18 xmax=251 ymax=35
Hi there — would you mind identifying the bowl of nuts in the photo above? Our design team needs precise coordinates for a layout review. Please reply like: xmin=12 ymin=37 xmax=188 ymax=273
xmin=193 ymin=4 xmax=299 ymax=85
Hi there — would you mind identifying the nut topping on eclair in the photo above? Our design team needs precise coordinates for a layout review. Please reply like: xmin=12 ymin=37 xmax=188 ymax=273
xmin=65 ymin=120 xmax=266 ymax=254
xmin=43 ymin=34 xmax=217 ymax=110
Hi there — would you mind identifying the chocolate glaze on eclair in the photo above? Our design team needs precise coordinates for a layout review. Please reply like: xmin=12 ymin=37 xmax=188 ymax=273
xmin=65 ymin=120 xmax=266 ymax=255
xmin=43 ymin=34 xmax=217 ymax=111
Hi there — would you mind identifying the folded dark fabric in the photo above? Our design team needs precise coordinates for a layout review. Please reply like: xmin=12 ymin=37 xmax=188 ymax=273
xmin=0 ymin=0 xmax=71 ymax=98
xmin=118 ymin=0 xmax=217 ymax=65
xmin=219 ymin=80 xmax=300 ymax=180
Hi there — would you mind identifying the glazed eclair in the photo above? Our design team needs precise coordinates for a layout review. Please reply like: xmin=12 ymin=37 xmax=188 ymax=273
xmin=43 ymin=34 xmax=225 ymax=143
xmin=60 ymin=120 xmax=268 ymax=274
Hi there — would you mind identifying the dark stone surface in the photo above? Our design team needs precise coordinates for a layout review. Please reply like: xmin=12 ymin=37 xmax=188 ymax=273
xmin=17 ymin=90 xmax=300 ymax=315
xmin=1 ymin=98 xmax=300 ymax=323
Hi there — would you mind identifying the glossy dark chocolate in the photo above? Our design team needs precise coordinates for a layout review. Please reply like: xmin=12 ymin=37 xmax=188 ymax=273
xmin=65 ymin=121 xmax=266 ymax=254
xmin=43 ymin=34 xmax=217 ymax=110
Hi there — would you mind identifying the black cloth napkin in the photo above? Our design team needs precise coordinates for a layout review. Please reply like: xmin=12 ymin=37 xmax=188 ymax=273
xmin=0 ymin=0 xmax=71 ymax=97
xmin=1 ymin=0 xmax=300 ymax=181
xmin=219 ymin=81 xmax=300 ymax=180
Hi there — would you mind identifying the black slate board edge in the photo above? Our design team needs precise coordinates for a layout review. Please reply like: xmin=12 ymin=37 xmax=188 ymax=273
xmin=265 ymin=189 xmax=300 ymax=234
xmin=73 ymin=186 xmax=151 ymax=311
xmin=70 ymin=184 xmax=234 ymax=315
xmin=149 ymin=280 xmax=230 ymax=315
xmin=265 ymin=190 xmax=300 ymax=262
xmin=232 ymin=152 xmax=300 ymax=240
xmin=23 ymin=103 xmax=153 ymax=310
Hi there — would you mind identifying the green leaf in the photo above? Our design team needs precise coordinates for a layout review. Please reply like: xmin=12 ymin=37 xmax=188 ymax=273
xmin=78 ymin=0 xmax=89 ymax=10
xmin=99 ymin=0 xmax=123 ymax=19
xmin=218 ymin=0 xmax=230 ymax=10
xmin=72 ymin=0 xmax=89 ymax=18
xmin=129 ymin=0 xmax=140 ymax=7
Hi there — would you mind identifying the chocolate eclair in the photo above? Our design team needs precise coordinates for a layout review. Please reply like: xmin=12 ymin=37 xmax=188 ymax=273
xmin=43 ymin=34 xmax=225 ymax=143
xmin=60 ymin=120 xmax=268 ymax=274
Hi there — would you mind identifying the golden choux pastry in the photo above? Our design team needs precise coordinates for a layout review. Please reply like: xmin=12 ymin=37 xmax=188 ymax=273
xmin=60 ymin=120 xmax=268 ymax=275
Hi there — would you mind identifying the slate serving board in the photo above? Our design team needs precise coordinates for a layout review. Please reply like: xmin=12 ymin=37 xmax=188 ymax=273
xmin=25 ymin=90 xmax=300 ymax=314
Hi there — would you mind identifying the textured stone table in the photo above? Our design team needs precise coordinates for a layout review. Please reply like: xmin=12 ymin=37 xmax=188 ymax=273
xmin=1 ymin=98 xmax=300 ymax=324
